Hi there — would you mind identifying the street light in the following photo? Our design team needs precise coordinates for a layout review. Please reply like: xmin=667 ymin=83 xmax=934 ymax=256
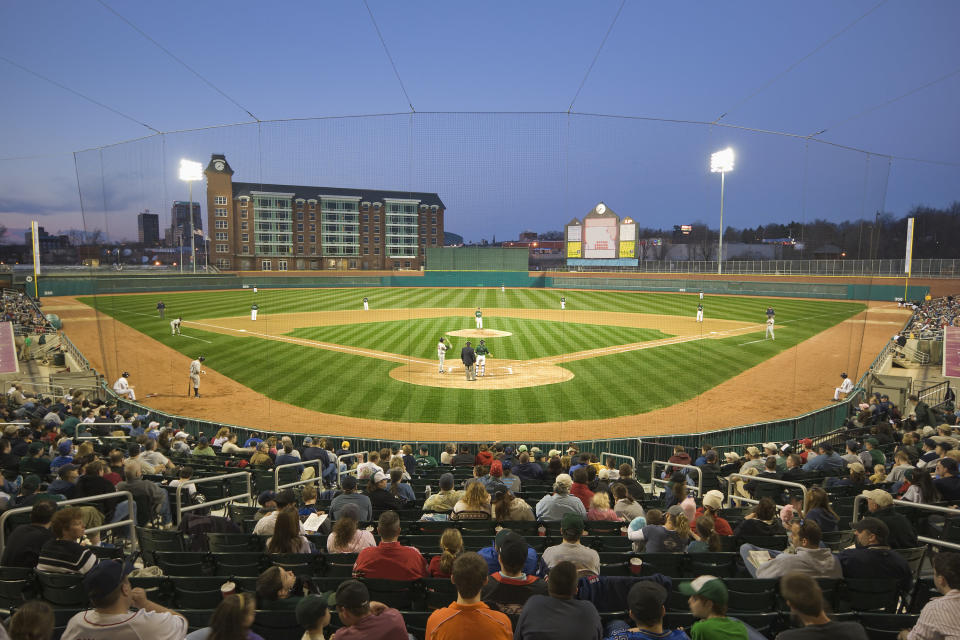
xmin=710 ymin=147 xmax=735 ymax=275
xmin=178 ymin=159 xmax=203 ymax=274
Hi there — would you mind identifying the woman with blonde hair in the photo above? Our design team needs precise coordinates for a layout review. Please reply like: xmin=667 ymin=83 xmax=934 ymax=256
xmin=587 ymin=492 xmax=620 ymax=521
xmin=491 ymin=486 xmax=534 ymax=521
xmin=325 ymin=504 xmax=376 ymax=553
xmin=452 ymin=481 xmax=492 ymax=520
xmin=428 ymin=528 xmax=464 ymax=577
xmin=627 ymin=504 xmax=690 ymax=552
xmin=250 ymin=442 xmax=273 ymax=468
xmin=212 ymin=427 xmax=231 ymax=448
xmin=870 ymin=464 xmax=887 ymax=484
xmin=388 ymin=456 xmax=411 ymax=481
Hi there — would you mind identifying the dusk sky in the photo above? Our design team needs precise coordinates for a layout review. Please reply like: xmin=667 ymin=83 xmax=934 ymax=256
xmin=1 ymin=1 xmax=958 ymax=244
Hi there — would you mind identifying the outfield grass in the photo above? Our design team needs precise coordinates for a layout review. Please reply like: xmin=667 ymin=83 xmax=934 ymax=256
xmin=79 ymin=289 xmax=865 ymax=423
xmin=287 ymin=317 xmax=670 ymax=360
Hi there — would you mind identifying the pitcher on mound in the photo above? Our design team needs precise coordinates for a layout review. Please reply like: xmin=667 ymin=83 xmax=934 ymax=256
xmin=475 ymin=308 xmax=483 ymax=329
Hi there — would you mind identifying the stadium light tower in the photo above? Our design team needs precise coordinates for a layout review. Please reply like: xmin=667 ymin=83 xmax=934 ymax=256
xmin=179 ymin=159 xmax=203 ymax=274
xmin=710 ymin=147 xmax=735 ymax=275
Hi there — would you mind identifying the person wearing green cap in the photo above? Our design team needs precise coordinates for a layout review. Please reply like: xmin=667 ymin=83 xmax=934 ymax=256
xmin=541 ymin=513 xmax=600 ymax=576
xmin=679 ymin=575 xmax=748 ymax=640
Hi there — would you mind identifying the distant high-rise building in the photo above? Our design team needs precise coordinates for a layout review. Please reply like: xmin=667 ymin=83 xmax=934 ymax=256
xmin=138 ymin=210 xmax=160 ymax=244
xmin=170 ymin=201 xmax=202 ymax=246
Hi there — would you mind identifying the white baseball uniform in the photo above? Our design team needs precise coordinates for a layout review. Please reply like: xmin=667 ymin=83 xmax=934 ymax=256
xmin=170 ymin=318 xmax=181 ymax=335
xmin=475 ymin=310 xmax=482 ymax=329
xmin=113 ymin=376 xmax=135 ymax=401
xmin=699 ymin=291 xmax=704 ymax=300
xmin=190 ymin=359 xmax=204 ymax=397
xmin=363 ymin=297 xmax=369 ymax=311
xmin=834 ymin=376 xmax=854 ymax=400
xmin=251 ymin=305 xmax=258 ymax=321
xmin=696 ymin=305 xmax=703 ymax=322
xmin=560 ymin=297 xmax=566 ymax=310
xmin=501 ymin=285 xmax=505 ymax=292
xmin=437 ymin=340 xmax=447 ymax=373
xmin=766 ymin=317 xmax=775 ymax=340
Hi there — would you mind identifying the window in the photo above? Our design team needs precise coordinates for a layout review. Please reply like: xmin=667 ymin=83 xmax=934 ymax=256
xmin=405 ymin=261 xmax=411 ymax=268
xmin=216 ymin=244 xmax=228 ymax=253
xmin=374 ymin=247 xmax=380 ymax=255
xmin=216 ymin=259 xmax=231 ymax=269
xmin=364 ymin=247 xmax=369 ymax=254
xmin=214 ymin=196 xmax=227 ymax=205
xmin=240 ymin=201 xmax=247 ymax=208
xmin=241 ymin=233 xmax=249 ymax=242
xmin=309 ymin=224 xmax=315 ymax=231
xmin=362 ymin=237 xmax=368 ymax=244
xmin=215 ymin=208 xmax=228 ymax=217
xmin=374 ymin=237 xmax=380 ymax=244
xmin=297 ymin=212 xmax=303 ymax=220
xmin=420 ymin=238 xmax=426 ymax=245
xmin=262 ymin=260 xmax=272 ymax=271
xmin=309 ymin=235 xmax=316 ymax=243
xmin=431 ymin=238 xmax=437 ymax=245
xmin=363 ymin=214 xmax=369 ymax=222
xmin=297 ymin=223 xmax=304 ymax=231
xmin=215 ymin=232 xmax=228 ymax=241
xmin=240 ymin=221 xmax=248 ymax=230
xmin=297 ymin=246 xmax=304 ymax=254
xmin=374 ymin=226 xmax=380 ymax=233
xmin=363 ymin=226 xmax=369 ymax=233
xmin=240 ymin=211 xmax=248 ymax=219
xmin=432 ymin=227 xmax=437 ymax=235
xmin=215 ymin=220 xmax=228 ymax=229
xmin=298 ymin=235 xmax=304 ymax=243
xmin=242 ymin=245 xmax=250 ymax=254
xmin=309 ymin=213 xmax=315 ymax=221
xmin=373 ymin=215 xmax=380 ymax=222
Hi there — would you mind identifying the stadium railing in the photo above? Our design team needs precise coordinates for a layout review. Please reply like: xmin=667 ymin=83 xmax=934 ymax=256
xmin=600 ymin=452 xmax=636 ymax=470
xmin=725 ymin=474 xmax=809 ymax=511
xmin=0 ymin=491 xmax=137 ymax=555
xmin=851 ymin=496 xmax=960 ymax=555
xmin=553 ymin=258 xmax=960 ymax=278
xmin=175 ymin=471 xmax=253 ymax=524
xmin=337 ymin=453 xmax=364 ymax=484
xmin=274 ymin=459 xmax=323 ymax=492
xmin=651 ymin=461 xmax=703 ymax=497
xmin=60 ymin=333 xmax=90 ymax=371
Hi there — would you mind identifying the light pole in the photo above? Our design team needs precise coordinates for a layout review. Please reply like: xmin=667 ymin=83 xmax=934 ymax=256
xmin=178 ymin=231 xmax=183 ymax=273
xmin=710 ymin=147 xmax=735 ymax=275
xmin=178 ymin=159 xmax=203 ymax=274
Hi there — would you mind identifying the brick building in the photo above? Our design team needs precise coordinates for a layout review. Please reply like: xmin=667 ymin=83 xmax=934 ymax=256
xmin=203 ymin=154 xmax=445 ymax=271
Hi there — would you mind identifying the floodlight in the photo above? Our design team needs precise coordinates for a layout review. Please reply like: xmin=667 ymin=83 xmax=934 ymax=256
xmin=179 ymin=159 xmax=203 ymax=182
xmin=710 ymin=148 xmax=735 ymax=173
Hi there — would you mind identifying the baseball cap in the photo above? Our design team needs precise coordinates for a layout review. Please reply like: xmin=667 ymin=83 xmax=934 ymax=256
xmin=295 ymin=595 xmax=330 ymax=629
xmin=276 ymin=489 xmax=296 ymax=507
xmin=548 ymin=449 xmax=561 ymax=458
xmin=341 ymin=475 xmax=358 ymax=490
xmin=28 ymin=442 xmax=44 ymax=455
xmin=334 ymin=579 xmax=370 ymax=609
xmin=702 ymin=490 xmax=724 ymax=511
xmin=799 ymin=438 xmax=813 ymax=447
xmin=862 ymin=489 xmax=893 ymax=508
xmin=199 ymin=436 xmax=208 ymax=445
xmin=627 ymin=581 xmax=668 ymax=618
xmin=554 ymin=473 xmax=573 ymax=488
xmin=866 ymin=437 xmax=879 ymax=447
xmin=339 ymin=504 xmax=362 ymax=522
xmin=678 ymin=575 xmax=728 ymax=605
xmin=561 ymin=512 xmax=584 ymax=534
xmin=303 ymin=437 xmax=313 ymax=446
xmin=341 ymin=440 xmax=350 ymax=448
xmin=148 ymin=421 xmax=160 ymax=428
xmin=723 ymin=451 xmax=740 ymax=462
xmin=488 ymin=481 xmax=509 ymax=498
xmin=666 ymin=505 xmax=685 ymax=518
xmin=58 ymin=463 xmax=79 ymax=478
xmin=517 ymin=445 xmax=528 ymax=452
xmin=530 ymin=447 xmax=541 ymax=454
xmin=372 ymin=471 xmax=389 ymax=483
xmin=22 ymin=475 xmax=40 ymax=492
xmin=494 ymin=528 xmax=524 ymax=551
xmin=745 ymin=446 xmax=761 ymax=457
xmin=489 ymin=460 xmax=503 ymax=477
xmin=58 ymin=441 xmax=72 ymax=456
xmin=846 ymin=439 xmax=860 ymax=451
xmin=175 ymin=431 xmax=188 ymax=439
xmin=258 ymin=490 xmax=277 ymax=506
xmin=853 ymin=517 xmax=889 ymax=541
xmin=763 ymin=442 xmax=777 ymax=451
xmin=84 ymin=560 xmax=134 ymax=600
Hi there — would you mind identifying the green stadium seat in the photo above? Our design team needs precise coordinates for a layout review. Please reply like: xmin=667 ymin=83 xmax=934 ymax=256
xmin=35 ymin=571 xmax=88 ymax=608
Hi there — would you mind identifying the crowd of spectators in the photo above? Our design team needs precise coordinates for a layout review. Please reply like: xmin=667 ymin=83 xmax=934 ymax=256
xmin=902 ymin=295 xmax=960 ymax=337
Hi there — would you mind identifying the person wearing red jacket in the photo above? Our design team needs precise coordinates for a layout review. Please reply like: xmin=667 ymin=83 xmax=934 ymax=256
xmin=692 ymin=490 xmax=734 ymax=537
xmin=569 ymin=468 xmax=594 ymax=510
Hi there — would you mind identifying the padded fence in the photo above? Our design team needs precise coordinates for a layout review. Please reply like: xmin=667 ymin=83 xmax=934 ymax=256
xmin=425 ymin=247 xmax=529 ymax=272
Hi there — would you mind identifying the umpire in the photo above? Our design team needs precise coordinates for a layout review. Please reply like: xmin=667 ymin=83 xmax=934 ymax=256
xmin=461 ymin=341 xmax=477 ymax=381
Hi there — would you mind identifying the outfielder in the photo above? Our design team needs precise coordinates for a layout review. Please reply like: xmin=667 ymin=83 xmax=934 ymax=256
xmin=475 ymin=339 xmax=491 ymax=376
xmin=833 ymin=372 xmax=853 ymax=401
xmin=437 ymin=337 xmax=448 ymax=373
xmin=696 ymin=303 xmax=703 ymax=322
xmin=766 ymin=306 xmax=775 ymax=319
xmin=171 ymin=317 xmax=182 ymax=336
xmin=363 ymin=296 xmax=369 ymax=311
xmin=475 ymin=308 xmax=483 ymax=329
xmin=251 ymin=304 xmax=258 ymax=321
xmin=189 ymin=356 xmax=206 ymax=398
xmin=560 ymin=296 xmax=566 ymax=310
xmin=766 ymin=316 xmax=775 ymax=340
xmin=112 ymin=372 xmax=135 ymax=400
xmin=699 ymin=290 xmax=704 ymax=301
xmin=501 ymin=284 xmax=505 ymax=293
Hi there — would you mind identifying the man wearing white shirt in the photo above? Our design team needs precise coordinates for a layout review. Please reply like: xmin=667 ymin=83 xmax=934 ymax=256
xmin=112 ymin=372 xmax=135 ymax=401
xmin=437 ymin=337 xmax=448 ymax=373
xmin=833 ymin=372 xmax=854 ymax=401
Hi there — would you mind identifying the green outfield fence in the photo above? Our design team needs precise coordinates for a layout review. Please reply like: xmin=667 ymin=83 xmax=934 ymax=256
xmin=25 ymin=270 xmax=928 ymax=301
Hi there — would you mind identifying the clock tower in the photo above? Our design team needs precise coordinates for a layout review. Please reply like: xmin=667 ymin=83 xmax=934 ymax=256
xmin=204 ymin=154 xmax=236 ymax=270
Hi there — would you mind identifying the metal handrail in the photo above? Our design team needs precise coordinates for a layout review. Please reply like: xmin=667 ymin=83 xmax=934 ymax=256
xmin=651 ymin=460 xmax=703 ymax=497
xmin=0 ymin=491 xmax=137 ymax=554
xmin=337 ymin=452 xmax=363 ymax=484
xmin=726 ymin=473 xmax=810 ymax=511
xmin=175 ymin=471 xmax=252 ymax=523
xmin=850 ymin=495 xmax=960 ymax=551
xmin=601 ymin=452 xmax=636 ymax=470
xmin=274 ymin=458 xmax=323 ymax=491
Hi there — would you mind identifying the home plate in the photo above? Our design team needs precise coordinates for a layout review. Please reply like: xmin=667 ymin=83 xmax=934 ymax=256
xmin=238 ymin=329 xmax=247 ymax=332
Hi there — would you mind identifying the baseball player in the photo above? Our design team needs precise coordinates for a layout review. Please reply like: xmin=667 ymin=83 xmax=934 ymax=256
xmin=766 ymin=316 xmax=775 ymax=340
xmin=501 ymin=284 xmax=505 ymax=293
xmin=437 ymin=337 xmax=448 ymax=373
xmin=157 ymin=301 xmax=165 ymax=319
xmin=766 ymin=306 xmax=775 ymax=319
xmin=250 ymin=304 xmax=258 ymax=321
xmin=699 ymin=290 xmax=704 ymax=301
xmin=560 ymin=296 xmax=566 ymax=310
xmin=363 ymin=296 xmax=369 ymax=311
xmin=170 ymin=317 xmax=182 ymax=336
xmin=833 ymin=372 xmax=853 ymax=401
xmin=696 ymin=303 xmax=703 ymax=322
xmin=475 ymin=340 xmax=491 ymax=376
xmin=475 ymin=308 xmax=483 ymax=329
xmin=253 ymin=287 xmax=258 ymax=294
xmin=189 ymin=356 xmax=206 ymax=398
xmin=112 ymin=372 xmax=135 ymax=401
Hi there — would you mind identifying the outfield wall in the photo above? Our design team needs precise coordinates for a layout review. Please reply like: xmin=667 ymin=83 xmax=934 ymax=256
xmin=27 ymin=269 xmax=929 ymax=300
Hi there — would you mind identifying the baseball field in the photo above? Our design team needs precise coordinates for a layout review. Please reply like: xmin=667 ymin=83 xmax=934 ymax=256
xmin=58 ymin=287 xmax=894 ymax=438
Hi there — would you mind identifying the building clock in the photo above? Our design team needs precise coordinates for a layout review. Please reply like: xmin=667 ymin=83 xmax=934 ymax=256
xmin=213 ymin=160 xmax=225 ymax=171
xmin=596 ymin=203 xmax=606 ymax=214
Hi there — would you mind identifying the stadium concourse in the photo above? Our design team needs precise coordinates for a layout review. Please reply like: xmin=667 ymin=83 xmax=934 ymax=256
xmin=0 ymin=299 xmax=959 ymax=640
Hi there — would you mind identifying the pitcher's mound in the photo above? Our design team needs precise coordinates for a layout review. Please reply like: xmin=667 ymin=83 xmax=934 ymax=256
xmin=447 ymin=329 xmax=512 ymax=338
xmin=390 ymin=359 xmax=573 ymax=389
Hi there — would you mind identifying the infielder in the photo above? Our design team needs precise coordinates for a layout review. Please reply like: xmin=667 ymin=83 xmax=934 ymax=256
xmin=363 ymin=296 xmax=369 ymax=311
xmin=696 ymin=303 xmax=703 ymax=322
xmin=437 ymin=337 xmax=448 ymax=373
xmin=699 ymin=290 xmax=704 ymax=300
xmin=157 ymin=301 xmax=165 ymax=319
xmin=766 ymin=316 xmax=775 ymax=340
xmin=475 ymin=308 xmax=483 ymax=329
xmin=501 ymin=284 xmax=505 ymax=293
xmin=251 ymin=304 xmax=259 ymax=321
xmin=112 ymin=371 xmax=135 ymax=401
xmin=560 ymin=296 xmax=566 ymax=310
xmin=475 ymin=339 xmax=491 ymax=376
xmin=833 ymin=372 xmax=853 ymax=401
xmin=189 ymin=356 xmax=206 ymax=398
xmin=171 ymin=317 xmax=182 ymax=336
xmin=766 ymin=306 xmax=775 ymax=319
